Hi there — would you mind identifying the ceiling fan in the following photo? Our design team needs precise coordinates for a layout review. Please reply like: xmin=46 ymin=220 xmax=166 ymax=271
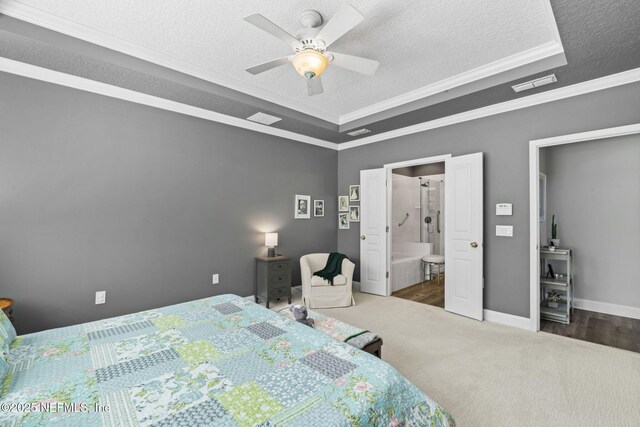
xmin=244 ymin=4 xmax=379 ymax=96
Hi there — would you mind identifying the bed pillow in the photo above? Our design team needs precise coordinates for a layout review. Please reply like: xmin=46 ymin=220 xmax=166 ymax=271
xmin=0 ymin=310 xmax=16 ymax=344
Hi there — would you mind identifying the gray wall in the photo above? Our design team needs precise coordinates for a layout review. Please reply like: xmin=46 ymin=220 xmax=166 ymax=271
xmin=543 ymin=135 xmax=640 ymax=307
xmin=337 ymin=81 xmax=640 ymax=318
xmin=0 ymin=72 xmax=337 ymax=334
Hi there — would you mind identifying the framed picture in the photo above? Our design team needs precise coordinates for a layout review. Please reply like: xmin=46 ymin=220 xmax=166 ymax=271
xmin=338 ymin=195 xmax=349 ymax=212
xmin=295 ymin=195 xmax=311 ymax=219
xmin=338 ymin=212 xmax=350 ymax=229
xmin=349 ymin=185 xmax=360 ymax=201
xmin=349 ymin=205 xmax=360 ymax=222
xmin=314 ymin=200 xmax=324 ymax=217
xmin=539 ymin=173 xmax=546 ymax=222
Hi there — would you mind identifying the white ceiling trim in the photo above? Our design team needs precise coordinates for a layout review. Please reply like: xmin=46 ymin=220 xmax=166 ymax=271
xmin=0 ymin=0 xmax=340 ymax=124
xmin=0 ymin=57 xmax=339 ymax=150
xmin=338 ymin=41 xmax=565 ymax=125
xmin=1 ymin=0 xmax=564 ymax=127
xmin=337 ymin=67 xmax=640 ymax=150
xmin=3 ymin=56 xmax=639 ymax=154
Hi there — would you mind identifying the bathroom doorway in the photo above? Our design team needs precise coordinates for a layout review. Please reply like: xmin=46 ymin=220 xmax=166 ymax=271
xmin=390 ymin=162 xmax=446 ymax=308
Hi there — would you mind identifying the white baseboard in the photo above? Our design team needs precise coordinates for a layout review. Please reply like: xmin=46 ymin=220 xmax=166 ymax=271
xmin=483 ymin=309 xmax=531 ymax=330
xmin=574 ymin=298 xmax=640 ymax=320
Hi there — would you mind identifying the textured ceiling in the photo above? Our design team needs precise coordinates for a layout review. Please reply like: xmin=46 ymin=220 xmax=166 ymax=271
xmin=1 ymin=0 xmax=638 ymax=145
xmin=10 ymin=0 xmax=558 ymax=118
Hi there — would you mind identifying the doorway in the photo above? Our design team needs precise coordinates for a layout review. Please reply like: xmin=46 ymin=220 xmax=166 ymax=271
xmin=389 ymin=163 xmax=446 ymax=308
xmin=359 ymin=152 xmax=484 ymax=321
xmin=529 ymin=124 xmax=640 ymax=345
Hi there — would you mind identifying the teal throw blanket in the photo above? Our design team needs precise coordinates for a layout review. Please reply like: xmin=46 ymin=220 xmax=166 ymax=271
xmin=313 ymin=252 xmax=348 ymax=285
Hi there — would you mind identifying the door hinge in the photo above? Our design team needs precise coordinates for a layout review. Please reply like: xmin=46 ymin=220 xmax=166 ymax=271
xmin=386 ymin=226 xmax=389 ymax=232
xmin=386 ymin=271 xmax=389 ymax=279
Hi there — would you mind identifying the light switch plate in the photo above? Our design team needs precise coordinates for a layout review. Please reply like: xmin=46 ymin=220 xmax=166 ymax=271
xmin=496 ymin=203 xmax=513 ymax=216
xmin=212 ymin=274 xmax=219 ymax=285
xmin=496 ymin=225 xmax=514 ymax=237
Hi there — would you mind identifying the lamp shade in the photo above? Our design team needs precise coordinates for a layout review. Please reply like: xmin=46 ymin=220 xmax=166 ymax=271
xmin=292 ymin=49 xmax=328 ymax=79
xmin=265 ymin=232 xmax=278 ymax=247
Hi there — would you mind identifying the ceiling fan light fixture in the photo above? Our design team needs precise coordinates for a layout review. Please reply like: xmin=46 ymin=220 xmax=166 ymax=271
xmin=292 ymin=49 xmax=328 ymax=79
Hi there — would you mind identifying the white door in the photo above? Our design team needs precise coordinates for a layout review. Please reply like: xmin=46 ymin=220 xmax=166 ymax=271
xmin=359 ymin=168 xmax=388 ymax=296
xmin=444 ymin=153 xmax=483 ymax=320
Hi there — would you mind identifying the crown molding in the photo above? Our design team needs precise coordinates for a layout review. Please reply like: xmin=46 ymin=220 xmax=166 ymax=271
xmin=4 ymin=52 xmax=639 ymax=154
xmin=0 ymin=57 xmax=339 ymax=150
xmin=2 ymin=0 xmax=566 ymax=128
xmin=337 ymin=67 xmax=640 ymax=151
xmin=0 ymin=0 xmax=340 ymax=124
xmin=338 ymin=40 xmax=565 ymax=126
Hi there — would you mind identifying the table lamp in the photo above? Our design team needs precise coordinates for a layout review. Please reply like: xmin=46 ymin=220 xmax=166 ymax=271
xmin=265 ymin=232 xmax=278 ymax=257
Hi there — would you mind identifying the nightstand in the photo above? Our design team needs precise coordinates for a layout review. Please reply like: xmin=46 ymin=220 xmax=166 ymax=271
xmin=0 ymin=298 xmax=15 ymax=323
xmin=255 ymin=256 xmax=292 ymax=308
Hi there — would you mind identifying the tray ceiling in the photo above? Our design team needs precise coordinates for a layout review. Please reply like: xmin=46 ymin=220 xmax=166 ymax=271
xmin=5 ymin=0 xmax=563 ymax=124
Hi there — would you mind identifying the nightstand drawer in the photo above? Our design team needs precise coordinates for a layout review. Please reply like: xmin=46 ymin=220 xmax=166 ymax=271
xmin=269 ymin=261 xmax=290 ymax=274
xmin=269 ymin=285 xmax=291 ymax=298
xmin=269 ymin=273 xmax=290 ymax=287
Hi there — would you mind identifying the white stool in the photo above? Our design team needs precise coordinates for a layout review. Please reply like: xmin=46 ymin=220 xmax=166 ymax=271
xmin=422 ymin=255 xmax=445 ymax=284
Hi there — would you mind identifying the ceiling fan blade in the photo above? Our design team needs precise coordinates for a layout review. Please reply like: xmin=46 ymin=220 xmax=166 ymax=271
xmin=330 ymin=52 xmax=379 ymax=75
xmin=315 ymin=4 xmax=364 ymax=48
xmin=245 ymin=57 xmax=291 ymax=75
xmin=244 ymin=14 xmax=302 ymax=48
xmin=307 ymin=76 xmax=323 ymax=96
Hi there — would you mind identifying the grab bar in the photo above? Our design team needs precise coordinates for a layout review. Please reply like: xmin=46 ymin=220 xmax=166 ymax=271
xmin=437 ymin=210 xmax=441 ymax=233
xmin=398 ymin=213 xmax=410 ymax=227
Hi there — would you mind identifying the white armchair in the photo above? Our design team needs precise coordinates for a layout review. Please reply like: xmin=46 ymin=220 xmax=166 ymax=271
xmin=300 ymin=253 xmax=356 ymax=308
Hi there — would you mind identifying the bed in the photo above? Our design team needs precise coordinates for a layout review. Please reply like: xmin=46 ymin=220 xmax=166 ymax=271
xmin=0 ymin=294 xmax=454 ymax=426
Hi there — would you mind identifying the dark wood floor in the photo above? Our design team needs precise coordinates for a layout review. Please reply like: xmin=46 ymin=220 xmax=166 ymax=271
xmin=541 ymin=308 xmax=640 ymax=353
xmin=392 ymin=278 xmax=444 ymax=308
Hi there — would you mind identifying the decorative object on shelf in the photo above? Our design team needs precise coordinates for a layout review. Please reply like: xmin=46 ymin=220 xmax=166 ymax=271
xmin=539 ymin=173 xmax=546 ymax=222
xmin=339 ymin=212 xmax=350 ymax=229
xmin=265 ymin=232 xmax=278 ymax=257
xmin=545 ymin=263 xmax=555 ymax=278
xmin=349 ymin=205 xmax=360 ymax=222
xmin=314 ymin=200 xmax=324 ymax=217
xmin=349 ymin=185 xmax=360 ymax=201
xmin=546 ymin=291 xmax=561 ymax=308
xmin=295 ymin=195 xmax=311 ymax=219
xmin=338 ymin=195 xmax=349 ymax=212
xmin=549 ymin=214 xmax=560 ymax=247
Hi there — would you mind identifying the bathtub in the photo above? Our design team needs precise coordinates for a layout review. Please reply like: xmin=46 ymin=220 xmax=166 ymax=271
xmin=391 ymin=242 xmax=432 ymax=292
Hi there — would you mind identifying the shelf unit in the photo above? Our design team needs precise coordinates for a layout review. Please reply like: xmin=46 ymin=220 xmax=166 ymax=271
xmin=540 ymin=248 xmax=573 ymax=324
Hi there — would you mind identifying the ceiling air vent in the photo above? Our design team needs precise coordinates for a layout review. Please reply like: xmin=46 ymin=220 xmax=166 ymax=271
xmin=346 ymin=128 xmax=371 ymax=137
xmin=512 ymin=74 xmax=557 ymax=93
xmin=246 ymin=112 xmax=282 ymax=125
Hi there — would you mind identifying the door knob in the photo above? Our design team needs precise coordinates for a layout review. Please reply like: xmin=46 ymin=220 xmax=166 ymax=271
xmin=470 ymin=242 xmax=478 ymax=248
xmin=360 ymin=235 xmax=366 ymax=240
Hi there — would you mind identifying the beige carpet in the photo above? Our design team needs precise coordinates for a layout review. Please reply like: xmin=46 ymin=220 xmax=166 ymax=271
xmin=275 ymin=290 xmax=640 ymax=427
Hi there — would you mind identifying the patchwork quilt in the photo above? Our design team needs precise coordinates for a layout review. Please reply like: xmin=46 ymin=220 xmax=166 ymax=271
xmin=0 ymin=294 xmax=454 ymax=426
xmin=277 ymin=306 xmax=377 ymax=349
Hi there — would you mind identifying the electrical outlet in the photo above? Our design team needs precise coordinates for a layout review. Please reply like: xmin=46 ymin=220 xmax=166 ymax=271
xmin=212 ymin=274 xmax=219 ymax=285
xmin=95 ymin=291 xmax=106 ymax=305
